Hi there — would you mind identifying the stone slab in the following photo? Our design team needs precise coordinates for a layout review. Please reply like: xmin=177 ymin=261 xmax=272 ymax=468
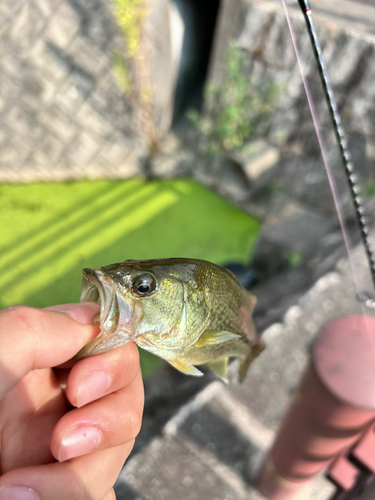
xmin=116 ymin=433 xmax=254 ymax=500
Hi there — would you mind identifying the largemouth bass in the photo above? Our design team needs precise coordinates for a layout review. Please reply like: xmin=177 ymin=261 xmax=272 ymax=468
xmin=76 ymin=258 xmax=265 ymax=382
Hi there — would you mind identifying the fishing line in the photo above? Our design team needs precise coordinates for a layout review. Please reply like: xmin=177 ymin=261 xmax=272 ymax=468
xmin=280 ymin=0 xmax=374 ymax=313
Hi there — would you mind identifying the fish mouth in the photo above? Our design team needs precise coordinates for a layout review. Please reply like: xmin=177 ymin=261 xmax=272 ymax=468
xmin=77 ymin=268 xmax=134 ymax=357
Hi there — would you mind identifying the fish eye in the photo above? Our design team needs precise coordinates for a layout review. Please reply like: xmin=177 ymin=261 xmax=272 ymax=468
xmin=132 ymin=273 xmax=157 ymax=296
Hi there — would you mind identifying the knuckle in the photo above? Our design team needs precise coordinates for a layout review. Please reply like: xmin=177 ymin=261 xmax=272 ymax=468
xmin=3 ymin=304 xmax=33 ymax=322
xmin=0 ymin=307 xmax=54 ymax=366
xmin=2 ymin=305 xmax=44 ymax=336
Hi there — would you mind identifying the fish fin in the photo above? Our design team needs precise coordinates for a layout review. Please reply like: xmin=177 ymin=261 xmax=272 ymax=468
xmin=194 ymin=330 xmax=241 ymax=347
xmin=167 ymin=359 xmax=204 ymax=377
xmin=208 ymin=358 xmax=229 ymax=383
xmin=239 ymin=339 xmax=266 ymax=382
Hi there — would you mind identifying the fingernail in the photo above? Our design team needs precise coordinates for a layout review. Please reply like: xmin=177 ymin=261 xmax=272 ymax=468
xmin=76 ymin=371 xmax=111 ymax=407
xmin=59 ymin=426 xmax=101 ymax=462
xmin=0 ymin=485 xmax=39 ymax=500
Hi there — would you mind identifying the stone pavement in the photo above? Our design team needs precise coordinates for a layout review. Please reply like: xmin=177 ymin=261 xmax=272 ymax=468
xmin=114 ymin=232 xmax=375 ymax=499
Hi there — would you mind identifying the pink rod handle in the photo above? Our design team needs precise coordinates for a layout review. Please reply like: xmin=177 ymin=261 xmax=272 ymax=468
xmin=257 ymin=315 xmax=375 ymax=500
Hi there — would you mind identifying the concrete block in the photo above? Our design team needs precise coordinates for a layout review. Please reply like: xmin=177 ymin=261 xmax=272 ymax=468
xmin=66 ymin=131 xmax=100 ymax=166
xmin=68 ymin=0 xmax=118 ymax=51
xmin=54 ymin=78 xmax=89 ymax=115
xmin=0 ymin=50 xmax=23 ymax=81
xmin=6 ymin=105 xmax=44 ymax=142
xmin=151 ymin=149 xmax=196 ymax=178
xmin=66 ymin=36 xmax=108 ymax=76
xmin=32 ymin=132 xmax=64 ymax=165
xmin=21 ymin=69 xmax=56 ymax=110
xmin=76 ymin=102 xmax=114 ymax=138
xmin=101 ymin=135 xmax=132 ymax=165
xmin=45 ymin=2 xmax=80 ymax=49
xmin=38 ymin=104 xmax=78 ymax=143
xmin=215 ymin=156 xmax=251 ymax=203
xmin=0 ymin=78 xmax=19 ymax=115
xmin=0 ymin=133 xmax=31 ymax=166
xmin=33 ymin=0 xmax=60 ymax=18
xmin=10 ymin=3 xmax=45 ymax=50
xmin=233 ymin=140 xmax=280 ymax=183
xmin=30 ymin=40 xmax=71 ymax=83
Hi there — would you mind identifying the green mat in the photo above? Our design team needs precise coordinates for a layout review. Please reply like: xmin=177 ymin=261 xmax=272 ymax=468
xmin=0 ymin=178 xmax=260 ymax=376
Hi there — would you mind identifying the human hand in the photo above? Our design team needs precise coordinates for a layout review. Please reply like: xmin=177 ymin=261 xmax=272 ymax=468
xmin=0 ymin=303 xmax=144 ymax=500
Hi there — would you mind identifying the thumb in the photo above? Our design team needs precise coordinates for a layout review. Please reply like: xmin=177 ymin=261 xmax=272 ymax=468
xmin=0 ymin=303 xmax=100 ymax=400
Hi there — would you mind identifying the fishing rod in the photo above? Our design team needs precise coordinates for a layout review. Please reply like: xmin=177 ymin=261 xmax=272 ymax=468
xmin=297 ymin=0 xmax=375 ymax=296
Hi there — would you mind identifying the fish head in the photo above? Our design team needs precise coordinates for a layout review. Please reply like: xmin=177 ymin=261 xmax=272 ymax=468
xmin=76 ymin=259 xmax=209 ymax=357
xmin=80 ymin=266 xmax=134 ymax=337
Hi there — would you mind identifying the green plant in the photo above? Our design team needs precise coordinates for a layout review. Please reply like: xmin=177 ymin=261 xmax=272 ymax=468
xmin=112 ymin=50 xmax=132 ymax=94
xmin=362 ymin=179 xmax=375 ymax=198
xmin=112 ymin=0 xmax=149 ymax=58
xmin=267 ymin=183 xmax=284 ymax=195
xmin=188 ymin=43 xmax=280 ymax=156
xmin=282 ymin=250 xmax=304 ymax=268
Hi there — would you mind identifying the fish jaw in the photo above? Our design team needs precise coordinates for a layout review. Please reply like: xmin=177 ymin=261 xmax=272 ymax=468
xmin=76 ymin=268 xmax=136 ymax=358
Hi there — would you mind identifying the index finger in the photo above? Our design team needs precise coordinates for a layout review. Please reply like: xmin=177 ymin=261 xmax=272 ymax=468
xmin=0 ymin=303 xmax=99 ymax=400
